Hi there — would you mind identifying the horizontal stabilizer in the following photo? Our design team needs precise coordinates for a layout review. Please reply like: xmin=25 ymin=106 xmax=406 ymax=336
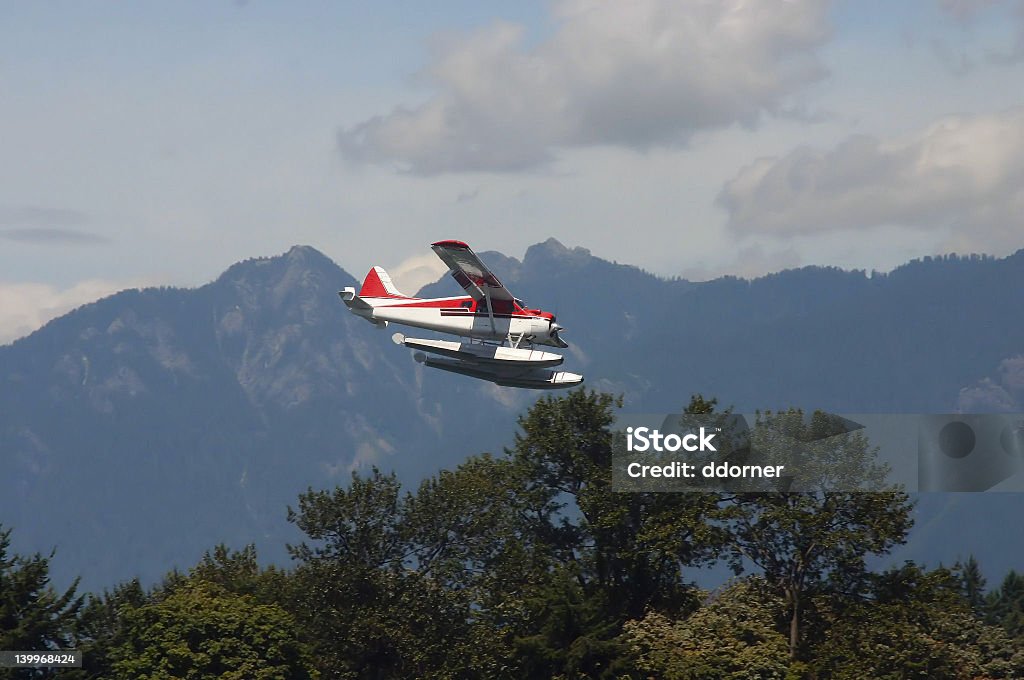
xmin=339 ymin=287 xmax=372 ymax=311
xmin=338 ymin=288 xmax=387 ymax=327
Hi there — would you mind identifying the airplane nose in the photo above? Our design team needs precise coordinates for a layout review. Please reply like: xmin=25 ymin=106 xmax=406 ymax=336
xmin=550 ymin=321 xmax=569 ymax=348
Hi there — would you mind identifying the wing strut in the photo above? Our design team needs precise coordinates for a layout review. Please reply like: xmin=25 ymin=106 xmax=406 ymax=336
xmin=483 ymin=288 xmax=496 ymax=336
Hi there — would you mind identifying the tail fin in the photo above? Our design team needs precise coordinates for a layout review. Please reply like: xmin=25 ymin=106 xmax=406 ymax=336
xmin=339 ymin=267 xmax=408 ymax=327
xmin=358 ymin=266 xmax=408 ymax=299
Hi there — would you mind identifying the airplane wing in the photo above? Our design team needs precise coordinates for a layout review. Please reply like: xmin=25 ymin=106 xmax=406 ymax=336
xmin=431 ymin=240 xmax=515 ymax=303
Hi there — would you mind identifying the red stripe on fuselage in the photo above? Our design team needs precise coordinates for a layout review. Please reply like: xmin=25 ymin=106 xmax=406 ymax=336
xmin=367 ymin=297 xmax=473 ymax=309
xmin=371 ymin=297 xmax=531 ymax=313
xmin=440 ymin=312 xmax=539 ymax=320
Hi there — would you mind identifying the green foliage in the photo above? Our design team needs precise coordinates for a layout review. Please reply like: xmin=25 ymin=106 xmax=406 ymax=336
xmin=986 ymin=569 xmax=1024 ymax=638
xmin=286 ymin=464 xmax=513 ymax=678
xmin=70 ymin=545 xmax=298 ymax=679
xmin=502 ymin=390 xmax=739 ymax=675
xmin=513 ymin=566 xmax=632 ymax=679
xmin=511 ymin=391 xmax=729 ymax=618
xmin=69 ymin=578 xmax=147 ymax=679
xmin=401 ymin=453 xmax=546 ymax=595
xmin=0 ymin=524 xmax=82 ymax=680
xmin=6 ymin=391 xmax=1024 ymax=678
xmin=288 ymin=469 xmax=405 ymax=568
xmin=282 ymin=389 xmax=733 ymax=678
xmin=813 ymin=563 xmax=1024 ymax=679
xmin=952 ymin=555 xmax=987 ymax=616
xmin=725 ymin=409 xmax=915 ymax=659
xmin=187 ymin=544 xmax=290 ymax=605
xmin=290 ymin=561 xmax=480 ymax=679
xmin=625 ymin=577 xmax=791 ymax=680
xmin=683 ymin=393 xmax=718 ymax=415
xmin=110 ymin=580 xmax=316 ymax=679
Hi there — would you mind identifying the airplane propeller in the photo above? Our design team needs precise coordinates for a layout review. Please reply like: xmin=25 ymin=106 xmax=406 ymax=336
xmin=550 ymin=320 xmax=569 ymax=348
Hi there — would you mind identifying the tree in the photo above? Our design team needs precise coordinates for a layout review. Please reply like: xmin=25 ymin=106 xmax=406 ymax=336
xmin=510 ymin=391 xmax=730 ymax=619
xmin=986 ymin=570 xmax=1024 ymax=638
xmin=813 ymin=563 xmax=1024 ymax=679
xmin=68 ymin=578 xmax=147 ymax=680
xmin=286 ymin=465 xmax=515 ymax=678
xmin=0 ymin=524 xmax=82 ymax=680
xmin=284 ymin=390 xmax=733 ymax=677
xmin=624 ymin=577 xmax=791 ymax=680
xmin=502 ymin=390 xmax=735 ymax=675
xmin=953 ymin=555 xmax=987 ymax=616
xmin=188 ymin=543 xmax=290 ymax=605
xmin=70 ymin=545 xmax=297 ymax=680
xmin=725 ymin=409 xmax=915 ymax=660
xmin=109 ymin=581 xmax=316 ymax=679
xmin=511 ymin=565 xmax=630 ymax=680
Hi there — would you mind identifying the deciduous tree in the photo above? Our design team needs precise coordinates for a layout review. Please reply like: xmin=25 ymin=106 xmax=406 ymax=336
xmin=725 ymin=410 xmax=914 ymax=659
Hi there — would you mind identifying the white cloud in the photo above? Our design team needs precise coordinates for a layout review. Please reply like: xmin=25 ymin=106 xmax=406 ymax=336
xmin=958 ymin=355 xmax=1024 ymax=411
xmin=718 ymin=107 xmax=1024 ymax=252
xmin=387 ymin=252 xmax=450 ymax=295
xmin=338 ymin=0 xmax=831 ymax=174
xmin=0 ymin=279 xmax=149 ymax=345
xmin=957 ymin=377 xmax=1018 ymax=411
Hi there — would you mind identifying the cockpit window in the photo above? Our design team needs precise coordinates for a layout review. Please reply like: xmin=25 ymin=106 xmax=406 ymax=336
xmin=514 ymin=297 xmax=526 ymax=308
xmin=461 ymin=300 xmax=473 ymax=309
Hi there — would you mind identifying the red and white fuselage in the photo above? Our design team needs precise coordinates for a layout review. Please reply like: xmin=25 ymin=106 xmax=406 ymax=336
xmin=340 ymin=240 xmax=581 ymax=389
xmin=341 ymin=265 xmax=567 ymax=348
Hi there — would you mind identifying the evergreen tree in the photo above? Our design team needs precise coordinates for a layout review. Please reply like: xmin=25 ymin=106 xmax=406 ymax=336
xmin=953 ymin=555 xmax=987 ymax=616
xmin=69 ymin=578 xmax=147 ymax=680
xmin=0 ymin=525 xmax=82 ymax=680
xmin=987 ymin=570 xmax=1024 ymax=638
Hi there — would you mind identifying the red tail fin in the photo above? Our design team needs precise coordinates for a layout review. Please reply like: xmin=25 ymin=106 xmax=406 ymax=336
xmin=358 ymin=266 xmax=407 ymax=298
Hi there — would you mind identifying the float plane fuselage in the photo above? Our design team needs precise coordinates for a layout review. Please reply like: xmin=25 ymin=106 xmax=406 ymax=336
xmin=340 ymin=240 xmax=583 ymax=389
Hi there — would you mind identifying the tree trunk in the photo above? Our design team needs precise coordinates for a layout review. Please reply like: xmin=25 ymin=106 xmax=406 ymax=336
xmin=789 ymin=589 xmax=799 ymax=659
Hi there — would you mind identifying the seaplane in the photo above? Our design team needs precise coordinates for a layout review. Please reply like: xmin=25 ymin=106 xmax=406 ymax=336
xmin=339 ymin=240 xmax=583 ymax=389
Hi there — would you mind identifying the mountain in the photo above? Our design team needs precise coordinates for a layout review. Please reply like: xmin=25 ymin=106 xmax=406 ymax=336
xmin=428 ymin=240 xmax=1024 ymax=413
xmin=2 ymin=241 xmax=1023 ymax=591
xmin=1 ymin=246 xmax=438 ymax=588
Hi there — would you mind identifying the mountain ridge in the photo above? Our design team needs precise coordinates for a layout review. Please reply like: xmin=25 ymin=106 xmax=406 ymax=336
xmin=2 ymin=240 xmax=1023 ymax=591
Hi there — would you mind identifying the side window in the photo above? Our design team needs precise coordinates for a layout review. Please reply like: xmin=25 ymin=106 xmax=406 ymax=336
xmin=461 ymin=300 xmax=474 ymax=309
xmin=492 ymin=299 xmax=513 ymax=314
xmin=476 ymin=300 xmax=488 ymax=313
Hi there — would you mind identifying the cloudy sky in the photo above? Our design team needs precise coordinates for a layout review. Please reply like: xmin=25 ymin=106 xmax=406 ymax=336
xmin=2 ymin=0 xmax=1024 ymax=342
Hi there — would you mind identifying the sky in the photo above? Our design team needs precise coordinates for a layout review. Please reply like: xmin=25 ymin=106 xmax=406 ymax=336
xmin=2 ymin=0 xmax=1024 ymax=343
